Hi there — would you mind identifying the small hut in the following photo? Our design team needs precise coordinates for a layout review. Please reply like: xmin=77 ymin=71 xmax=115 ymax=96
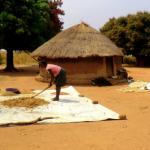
xmin=32 ymin=22 xmax=123 ymax=84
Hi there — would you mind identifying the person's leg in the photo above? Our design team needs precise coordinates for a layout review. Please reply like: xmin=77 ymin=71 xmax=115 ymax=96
xmin=56 ymin=85 xmax=61 ymax=100
xmin=52 ymin=69 xmax=65 ymax=101
xmin=53 ymin=85 xmax=61 ymax=101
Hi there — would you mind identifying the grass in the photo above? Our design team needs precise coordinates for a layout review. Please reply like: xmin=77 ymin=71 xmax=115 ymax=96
xmin=0 ymin=50 xmax=37 ymax=65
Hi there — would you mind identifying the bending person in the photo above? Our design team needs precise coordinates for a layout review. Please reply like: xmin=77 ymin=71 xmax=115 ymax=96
xmin=46 ymin=64 xmax=67 ymax=101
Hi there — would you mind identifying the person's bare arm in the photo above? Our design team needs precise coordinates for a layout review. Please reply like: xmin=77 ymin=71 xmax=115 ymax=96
xmin=49 ymin=70 xmax=54 ymax=86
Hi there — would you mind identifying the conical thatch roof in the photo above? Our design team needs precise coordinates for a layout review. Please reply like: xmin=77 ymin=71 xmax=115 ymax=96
xmin=32 ymin=22 xmax=123 ymax=58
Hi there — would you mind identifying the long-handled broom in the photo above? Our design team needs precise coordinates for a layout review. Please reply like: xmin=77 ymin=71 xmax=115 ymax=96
xmin=32 ymin=86 xmax=50 ymax=98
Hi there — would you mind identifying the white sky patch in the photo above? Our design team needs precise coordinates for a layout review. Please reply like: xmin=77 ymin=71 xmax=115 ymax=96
xmin=62 ymin=0 xmax=150 ymax=30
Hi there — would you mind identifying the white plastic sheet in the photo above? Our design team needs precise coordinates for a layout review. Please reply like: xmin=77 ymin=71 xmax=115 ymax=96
xmin=0 ymin=86 xmax=120 ymax=126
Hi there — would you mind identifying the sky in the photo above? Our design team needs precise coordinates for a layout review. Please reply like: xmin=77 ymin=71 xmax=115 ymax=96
xmin=61 ymin=0 xmax=150 ymax=30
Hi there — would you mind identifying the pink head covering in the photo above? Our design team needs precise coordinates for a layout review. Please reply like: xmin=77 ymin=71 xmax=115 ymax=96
xmin=46 ymin=64 xmax=61 ymax=77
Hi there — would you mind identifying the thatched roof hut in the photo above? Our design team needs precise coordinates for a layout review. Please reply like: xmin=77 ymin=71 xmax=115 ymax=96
xmin=32 ymin=22 xmax=123 ymax=84
xmin=32 ymin=22 xmax=123 ymax=58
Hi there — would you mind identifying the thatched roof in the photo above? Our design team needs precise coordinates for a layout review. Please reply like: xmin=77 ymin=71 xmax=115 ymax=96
xmin=31 ymin=22 xmax=123 ymax=58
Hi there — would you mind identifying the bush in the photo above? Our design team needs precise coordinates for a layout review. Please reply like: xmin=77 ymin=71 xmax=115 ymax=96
xmin=0 ymin=51 xmax=6 ymax=64
xmin=123 ymin=55 xmax=136 ymax=65
xmin=0 ymin=54 xmax=3 ymax=64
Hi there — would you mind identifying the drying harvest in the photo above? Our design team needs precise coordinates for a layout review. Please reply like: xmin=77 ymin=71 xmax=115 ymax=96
xmin=0 ymin=90 xmax=17 ymax=96
xmin=0 ymin=97 xmax=49 ymax=108
xmin=119 ymin=81 xmax=148 ymax=92
xmin=51 ymin=92 xmax=69 ymax=95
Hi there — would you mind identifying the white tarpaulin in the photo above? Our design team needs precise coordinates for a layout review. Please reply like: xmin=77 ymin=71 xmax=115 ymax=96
xmin=0 ymin=86 xmax=120 ymax=126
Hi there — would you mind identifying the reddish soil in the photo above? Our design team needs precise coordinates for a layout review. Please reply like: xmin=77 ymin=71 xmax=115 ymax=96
xmin=0 ymin=65 xmax=150 ymax=150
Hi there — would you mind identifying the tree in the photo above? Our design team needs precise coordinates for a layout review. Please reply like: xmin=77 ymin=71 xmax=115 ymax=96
xmin=48 ymin=0 xmax=64 ymax=36
xmin=0 ymin=0 xmax=64 ymax=71
xmin=100 ymin=12 xmax=150 ymax=57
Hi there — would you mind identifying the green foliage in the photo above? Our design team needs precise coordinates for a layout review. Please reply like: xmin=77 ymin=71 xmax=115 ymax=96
xmin=0 ymin=0 xmax=64 ymax=71
xmin=100 ymin=11 xmax=150 ymax=57
xmin=0 ymin=54 xmax=3 ymax=64
xmin=0 ymin=0 xmax=64 ymax=51
xmin=0 ymin=0 xmax=50 ymax=50
xmin=123 ymin=55 xmax=136 ymax=65
xmin=48 ymin=0 xmax=64 ymax=36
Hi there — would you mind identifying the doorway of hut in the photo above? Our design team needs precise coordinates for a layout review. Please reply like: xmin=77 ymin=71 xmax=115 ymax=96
xmin=106 ymin=57 xmax=114 ymax=77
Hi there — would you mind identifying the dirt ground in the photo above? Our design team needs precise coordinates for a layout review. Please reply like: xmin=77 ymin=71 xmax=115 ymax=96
xmin=0 ymin=65 xmax=150 ymax=150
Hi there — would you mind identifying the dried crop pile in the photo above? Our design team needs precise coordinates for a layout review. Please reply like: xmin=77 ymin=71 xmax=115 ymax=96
xmin=51 ymin=92 xmax=69 ymax=95
xmin=120 ymin=81 xmax=148 ymax=92
xmin=0 ymin=97 xmax=49 ymax=108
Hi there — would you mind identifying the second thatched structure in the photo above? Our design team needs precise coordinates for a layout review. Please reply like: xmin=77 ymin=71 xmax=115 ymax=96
xmin=32 ymin=22 xmax=123 ymax=84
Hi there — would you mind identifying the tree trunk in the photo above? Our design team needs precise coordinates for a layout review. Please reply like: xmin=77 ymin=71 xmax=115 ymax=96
xmin=4 ymin=50 xmax=17 ymax=72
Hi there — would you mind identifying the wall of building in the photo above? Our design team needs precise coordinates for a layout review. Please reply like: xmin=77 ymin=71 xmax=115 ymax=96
xmin=113 ymin=56 xmax=123 ymax=75
xmin=37 ymin=56 xmax=122 ymax=84
xmin=47 ymin=57 xmax=105 ymax=84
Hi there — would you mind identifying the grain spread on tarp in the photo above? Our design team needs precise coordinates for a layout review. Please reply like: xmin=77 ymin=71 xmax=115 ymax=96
xmin=51 ymin=92 xmax=69 ymax=95
xmin=0 ymin=97 xmax=49 ymax=108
